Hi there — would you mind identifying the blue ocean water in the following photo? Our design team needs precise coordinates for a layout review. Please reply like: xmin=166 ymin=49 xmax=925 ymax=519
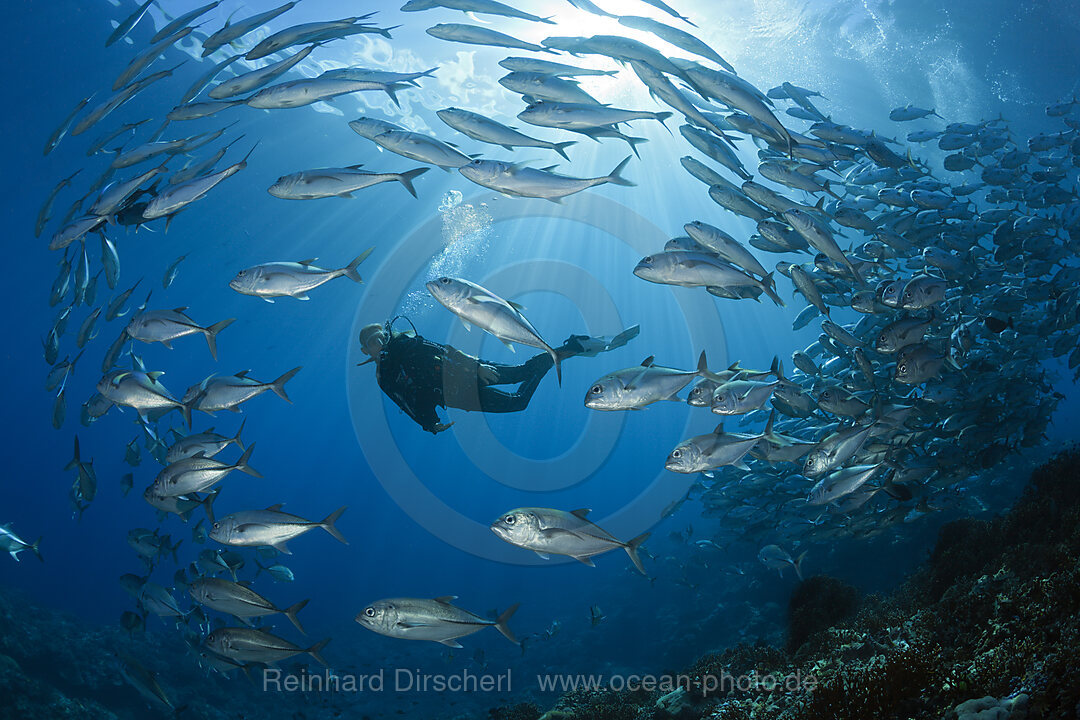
xmin=5 ymin=0 xmax=1080 ymax=717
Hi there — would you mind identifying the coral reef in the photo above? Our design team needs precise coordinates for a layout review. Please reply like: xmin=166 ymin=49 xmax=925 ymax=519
xmin=528 ymin=450 xmax=1080 ymax=720
xmin=785 ymin=576 xmax=858 ymax=654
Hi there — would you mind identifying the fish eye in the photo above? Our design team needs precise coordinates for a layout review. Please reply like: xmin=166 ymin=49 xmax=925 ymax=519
xmin=898 ymin=363 xmax=907 ymax=374
xmin=212 ymin=522 xmax=220 ymax=529
xmin=643 ymin=256 xmax=653 ymax=263
xmin=364 ymin=607 xmax=375 ymax=617
xmin=879 ymin=334 xmax=887 ymax=343
xmin=672 ymin=449 xmax=682 ymax=458
xmin=440 ymin=277 xmax=450 ymax=284
xmin=821 ymin=390 xmax=831 ymax=400
xmin=504 ymin=515 xmax=515 ymax=524
xmin=590 ymin=384 xmax=603 ymax=394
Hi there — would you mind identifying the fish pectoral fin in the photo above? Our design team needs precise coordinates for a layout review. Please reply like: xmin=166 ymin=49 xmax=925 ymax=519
xmin=572 ymin=555 xmax=596 ymax=567
xmin=292 ymin=294 xmax=311 ymax=301
xmin=459 ymin=318 xmax=472 ymax=332
xmin=500 ymin=339 xmax=516 ymax=352
xmin=539 ymin=528 xmax=579 ymax=541
xmin=270 ymin=541 xmax=292 ymax=555
xmin=438 ymin=639 xmax=463 ymax=648
xmin=261 ymin=298 xmax=275 ymax=304
xmin=534 ymin=552 xmax=551 ymax=560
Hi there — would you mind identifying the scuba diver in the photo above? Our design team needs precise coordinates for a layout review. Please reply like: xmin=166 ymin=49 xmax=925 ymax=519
xmin=358 ymin=317 xmax=639 ymax=434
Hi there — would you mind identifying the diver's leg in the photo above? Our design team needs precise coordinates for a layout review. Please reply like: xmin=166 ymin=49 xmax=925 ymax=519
xmin=478 ymin=366 xmax=549 ymax=413
xmin=487 ymin=353 xmax=552 ymax=385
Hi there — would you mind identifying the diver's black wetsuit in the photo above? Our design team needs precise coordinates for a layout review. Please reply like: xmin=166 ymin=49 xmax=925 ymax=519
xmin=375 ymin=331 xmax=560 ymax=434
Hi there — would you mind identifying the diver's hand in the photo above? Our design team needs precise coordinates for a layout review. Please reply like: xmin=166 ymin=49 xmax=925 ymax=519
xmin=478 ymin=364 xmax=500 ymax=384
xmin=432 ymin=421 xmax=456 ymax=434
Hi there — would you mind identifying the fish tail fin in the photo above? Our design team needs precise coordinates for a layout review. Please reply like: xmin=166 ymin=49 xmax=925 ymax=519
xmin=625 ymin=532 xmax=650 ymax=576
xmin=283 ymin=598 xmax=310 ymax=635
xmin=234 ymin=442 xmax=261 ymax=478
xmin=762 ymin=274 xmax=786 ymax=307
xmin=202 ymin=489 xmax=219 ymax=525
xmin=270 ymin=366 xmax=302 ymax=402
xmin=31 ymin=537 xmax=43 ymax=563
xmin=383 ymin=82 xmax=405 ymax=107
xmin=342 ymin=247 xmax=374 ymax=283
xmin=549 ymin=345 xmax=562 ymax=386
xmin=232 ymin=418 xmax=246 ymax=451
xmin=624 ymin=135 xmax=648 ymax=158
xmin=764 ymin=409 xmax=776 ymax=438
xmin=494 ymin=603 xmax=521 ymax=645
xmin=552 ymin=141 xmax=576 ymax=161
xmin=379 ymin=25 xmax=399 ymax=39
xmin=170 ymin=539 xmax=183 ymax=565
xmin=397 ymin=167 xmax=429 ymax=198
xmin=770 ymin=355 xmax=785 ymax=380
xmin=203 ymin=318 xmax=235 ymax=361
xmin=180 ymin=400 xmax=193 ymax=429
xmin=320 ymin=506 xmax=348 ymax=544
xmin=794 ymin=550 xmax=808 ymax=581
xmin=254 ymin=559 xmax=265 ymax=577
xmin=307 ymin=638 xmax=331 ymax=667
xmin=65 ymin=436 xmax=81 ymax=470
xmin=695 ymin=350 xmax=723 ymax=383
xmin=605 ymin=156 xmax=635 ymax=187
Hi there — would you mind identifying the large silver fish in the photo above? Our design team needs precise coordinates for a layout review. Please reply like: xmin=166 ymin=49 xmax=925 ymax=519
xmin=229 ymin=249 xmax=372 ymax=301
xmin=356 ymin=596 xmax=520 ymax=647
xmin=459 ymin=157 xmax=633 ymax=201
xmin=209 ymin=504 xmax=347 ymax=554
xmin=491 ymin=507 xmax=649 ymax=575
xmin=426 ymin=276 xmax=562 ymax=383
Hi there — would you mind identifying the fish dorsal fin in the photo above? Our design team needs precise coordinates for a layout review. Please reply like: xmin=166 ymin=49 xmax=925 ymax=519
xmin=297 ymin=258 xmax=318 ymax=266
xmin=539 ymin=165 xmax=558 ymax=172
xmin=235 ymin=370 xmax=251 ymax=379
xmin=714 ymin=423 xmax=725 ymax=435
xmin=506 ymin=299 xmax=526 ymax=311
xmin=265 ymin=503 xmax=284 ymax=511
xmin=433 ymin=595 xmax=458 ymax=604
xmin=641 ymin=355 xmax=655 ymax=367
xmin=570 ymin=508 xmax=591 ymax=520
xmin=191 ymin=450 xmax=207 ymax=459
xmin=147 ymin=371 xmax=165 ymax=381
xmin=346 ymin=163 xmax=364 ymax=170
xmin=237 ymin=580 xmax=251 ymax=587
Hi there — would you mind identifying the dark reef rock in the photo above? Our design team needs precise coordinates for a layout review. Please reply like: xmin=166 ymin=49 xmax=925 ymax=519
xmin=530 ymin=449 xmax=1080 ymax=720
xmin=489 ymin=701 xmax=542 ymax=720
xmin=786 ymin=575 xmax=858 ymax=654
